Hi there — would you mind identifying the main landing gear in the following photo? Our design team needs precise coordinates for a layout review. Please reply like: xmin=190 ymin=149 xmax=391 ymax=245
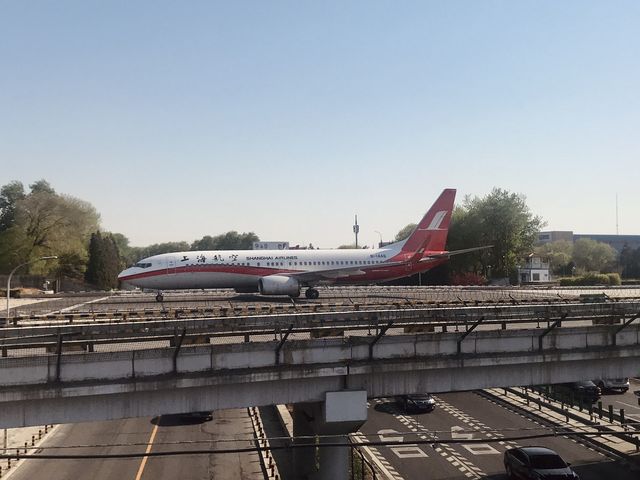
xmin=155 ymin=292 xmax=164 ymax=302
xmin=305 ymin=288 xmax=319 ymax=300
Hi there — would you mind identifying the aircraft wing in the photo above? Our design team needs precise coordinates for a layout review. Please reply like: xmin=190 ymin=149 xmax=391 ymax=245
xmin=286 ymin=260 xmax=407 ymax=283
xmin=420 ymin=245 xmax=493 ymax=261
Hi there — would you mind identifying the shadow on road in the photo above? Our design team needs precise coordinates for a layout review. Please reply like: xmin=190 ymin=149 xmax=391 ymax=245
xmin=151 ymin=413 xmax=213 ymax=426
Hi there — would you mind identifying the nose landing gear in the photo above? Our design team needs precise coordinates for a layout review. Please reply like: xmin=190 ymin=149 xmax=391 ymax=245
xmin=305 ymin=288 xmax=319 ymax=299
xmin=155 ymin=292 xmax=164 ymax=302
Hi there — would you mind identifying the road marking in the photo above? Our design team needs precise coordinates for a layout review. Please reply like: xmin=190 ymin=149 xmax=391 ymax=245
xmin=451 ymin=425 xmax=474 ymax=441
xmin=462 ymin=444 xmax=500 ymax=455
xmin=378 ymin=429 xmax=404 ymax=443
xmin=134 ymin=422 xmax=159 ymax=480
xmin=58 ymin=296 xmax=110 ymax=313
xmin=613 ymin=401 xmax=640 ymax=411
xmin=390 ymin=446 xmax=428 ymax=458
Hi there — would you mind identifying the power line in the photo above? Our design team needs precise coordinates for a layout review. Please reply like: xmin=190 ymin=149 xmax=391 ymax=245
xmin=3 ymin=430 xmax=638 ymax=460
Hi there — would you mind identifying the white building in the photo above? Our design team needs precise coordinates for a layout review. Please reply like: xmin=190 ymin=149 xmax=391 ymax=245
xmin=518 ymin=254 xmax=551 ymax=284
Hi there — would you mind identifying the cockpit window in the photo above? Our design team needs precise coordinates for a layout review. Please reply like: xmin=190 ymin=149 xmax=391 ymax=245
xmin=135 ymin=262 xmax=152 ymax=268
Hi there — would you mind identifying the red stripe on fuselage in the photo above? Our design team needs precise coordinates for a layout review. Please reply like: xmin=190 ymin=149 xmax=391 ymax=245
xmin=119 ymin=258 xmax=446 ymax=285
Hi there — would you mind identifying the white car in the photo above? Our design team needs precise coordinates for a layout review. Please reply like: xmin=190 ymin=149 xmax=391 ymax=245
xmin=593 ymin=378 xmax=629 ymax=393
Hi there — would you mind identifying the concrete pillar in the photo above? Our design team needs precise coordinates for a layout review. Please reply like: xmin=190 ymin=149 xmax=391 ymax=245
xmin=292 ymin=402 xmax=321 ymax=479
xmin=291 ymin=391 xmax=368 ymax=480
xmin=317 ymin=434 xmax=350 ymax=480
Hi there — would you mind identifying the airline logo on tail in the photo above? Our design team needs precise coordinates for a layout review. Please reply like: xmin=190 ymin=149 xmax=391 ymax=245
xmin=426 ymin=210 xmax=448 ymax=231
xmin=400 ymin=189 xmax=456 ymax=254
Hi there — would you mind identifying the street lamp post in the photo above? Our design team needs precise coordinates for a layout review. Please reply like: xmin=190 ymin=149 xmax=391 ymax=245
xmin=5 ymin=256 xmax=57 ymax=326
xmin=374 ymin=230 xmax=383 ymax=248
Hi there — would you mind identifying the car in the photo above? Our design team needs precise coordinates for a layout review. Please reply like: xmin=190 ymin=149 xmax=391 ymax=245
xmin=504 ymin=446 xmax=579 ymax=479
xmin=177 ymin=411 xmax=213 ymax=422
xmin=397 ymin=394 xmax=436 ymax=413
xmin=553 ymin=381 xmax=601 ymax=404
xmin=593 ymin=377 xmax=629 ymax=393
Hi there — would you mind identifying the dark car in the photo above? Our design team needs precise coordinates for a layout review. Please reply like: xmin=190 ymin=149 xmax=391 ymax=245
xmin=397 ymin=394 xmax=436 ymax=413
xmin=553 ymin=381 xmax=601 ymax=404
xmin=178 ymin=411 xmax=213 ymax=422
xmin=504 ymin=446 xmax=579 ymax=479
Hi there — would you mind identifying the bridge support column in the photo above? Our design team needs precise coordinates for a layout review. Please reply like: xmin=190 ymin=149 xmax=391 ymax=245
xmin=292 ymin=390 xmax=367 ymax=480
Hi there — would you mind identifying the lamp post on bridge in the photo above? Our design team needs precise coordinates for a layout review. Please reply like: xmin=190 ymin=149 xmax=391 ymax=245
xmin=374 ymin=230 xmax=383 ymax=248
xmin=5 ymin=256 xmax=57 ymax=326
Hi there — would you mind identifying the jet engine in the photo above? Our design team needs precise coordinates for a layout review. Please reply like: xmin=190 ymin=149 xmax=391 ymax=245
xmin=258 ymin=275 xmax=301 ymax=296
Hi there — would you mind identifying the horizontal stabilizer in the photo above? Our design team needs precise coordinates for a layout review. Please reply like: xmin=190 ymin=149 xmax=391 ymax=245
xmin=420 ymin=245 xmax=493 ymax=261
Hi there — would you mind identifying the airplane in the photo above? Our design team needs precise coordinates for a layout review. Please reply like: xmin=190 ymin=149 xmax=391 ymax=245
xmin=117 ymin=189 xmax=490 ymax=301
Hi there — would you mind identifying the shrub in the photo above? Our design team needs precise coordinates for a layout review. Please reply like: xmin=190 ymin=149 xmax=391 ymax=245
xmin=559 ymin=273 xmax=612 ymax=286
xmin=607 ymin=273 xmax=622 ymax=286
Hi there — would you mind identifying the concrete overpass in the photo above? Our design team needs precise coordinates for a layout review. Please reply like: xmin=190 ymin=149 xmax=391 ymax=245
xmin=2 ymin=301 xmax=639 ymax=480
xmin=1 ymin=300 xmax=639 ymax=428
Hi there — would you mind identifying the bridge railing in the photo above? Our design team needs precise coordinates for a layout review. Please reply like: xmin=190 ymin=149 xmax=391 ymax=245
xmin=0 ymin=300 xmax=639 ymax=359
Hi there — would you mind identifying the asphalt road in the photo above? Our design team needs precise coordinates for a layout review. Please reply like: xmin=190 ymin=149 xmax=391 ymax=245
xmin=9 ymin=410 xmax=263 ymax=480
xmin=598 ymin=378 xmax=640 ymax=425
xmin=359 ymin=391 xmax=637 ymax=480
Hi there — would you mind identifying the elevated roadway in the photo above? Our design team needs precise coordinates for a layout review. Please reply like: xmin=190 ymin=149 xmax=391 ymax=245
xmin=0 ymin=301 xmax=639 ymax=428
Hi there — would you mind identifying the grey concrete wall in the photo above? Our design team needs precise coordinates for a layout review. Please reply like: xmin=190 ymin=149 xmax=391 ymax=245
xmin=0 ymin=324 xmax=639 ymax=427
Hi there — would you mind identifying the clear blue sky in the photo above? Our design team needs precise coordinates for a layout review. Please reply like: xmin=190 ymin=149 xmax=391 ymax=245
xmin=1 ymin=1 xmax=638 ymax=248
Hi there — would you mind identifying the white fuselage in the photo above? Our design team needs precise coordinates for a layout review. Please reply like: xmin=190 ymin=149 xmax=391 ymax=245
xmin=117 ymin=243 xmax=411 ymax=291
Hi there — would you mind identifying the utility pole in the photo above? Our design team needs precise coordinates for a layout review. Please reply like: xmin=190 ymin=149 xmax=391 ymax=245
xmin=353 ymin=215 xmax=359 ymax=248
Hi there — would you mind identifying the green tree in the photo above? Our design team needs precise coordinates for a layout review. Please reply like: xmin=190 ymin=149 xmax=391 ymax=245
xmin=0 ymin=180 xmax=100 ymax=274
xmin=445 ymin=206 xmax=490 ymax=276
xmin=461 ymin=189 xmax=544 ymax=278
xmin=108 ymin=232 xmax=138 ymax=269
xmin=191 ymin=231 xmax=259 ymax=250
xmin=55 ymin=251 xmax=88 ymax=280
xmin=0 ymin=181 xmax=26 ymax=232
xmin=572 ymin=238 xmax=616 ymax=273
xmin=394 ymin=224 xmax=417 ymax=242
xmin=85 ymin=232 xmax=120 ymax=289
xmin=132 ymin=241 xmax=191 ymax=260
xmin=535 ymin=240 xmax=574 ymax=275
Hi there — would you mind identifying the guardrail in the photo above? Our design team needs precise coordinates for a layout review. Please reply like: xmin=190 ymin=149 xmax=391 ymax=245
xmin=0 ymin=301 xmax=638 ymax=359
xmin=10 ymin=284 xmax=639 ymax=320
xmin=2 ymin=294 xmax=596 ymax=325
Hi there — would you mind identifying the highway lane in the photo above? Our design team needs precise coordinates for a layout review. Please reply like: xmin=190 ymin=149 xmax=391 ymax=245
xmin=359 ymin=391 xmax=637 ymax=480
xmin=9 ymin=417 xmax=149 ymax=480
xmin=597 ymin=378 xmax=640 ymax=426
xmin=142 ymin=409 xmax=263 ymax=480
xmin=8 ymin=410 xmax=263 ymax=480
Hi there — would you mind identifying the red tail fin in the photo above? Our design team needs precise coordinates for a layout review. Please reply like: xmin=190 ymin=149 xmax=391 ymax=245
xmin=401 ymin=189 xmax=456 ymax=253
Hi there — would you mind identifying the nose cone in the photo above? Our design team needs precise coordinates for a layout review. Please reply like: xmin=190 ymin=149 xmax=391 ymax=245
xmin=118 ymin=267 xmax=135 ymax=283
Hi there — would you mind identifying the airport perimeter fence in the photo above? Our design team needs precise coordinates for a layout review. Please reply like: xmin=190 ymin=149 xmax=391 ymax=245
xmin=1 ymin=299 xmax=639 ymax=359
